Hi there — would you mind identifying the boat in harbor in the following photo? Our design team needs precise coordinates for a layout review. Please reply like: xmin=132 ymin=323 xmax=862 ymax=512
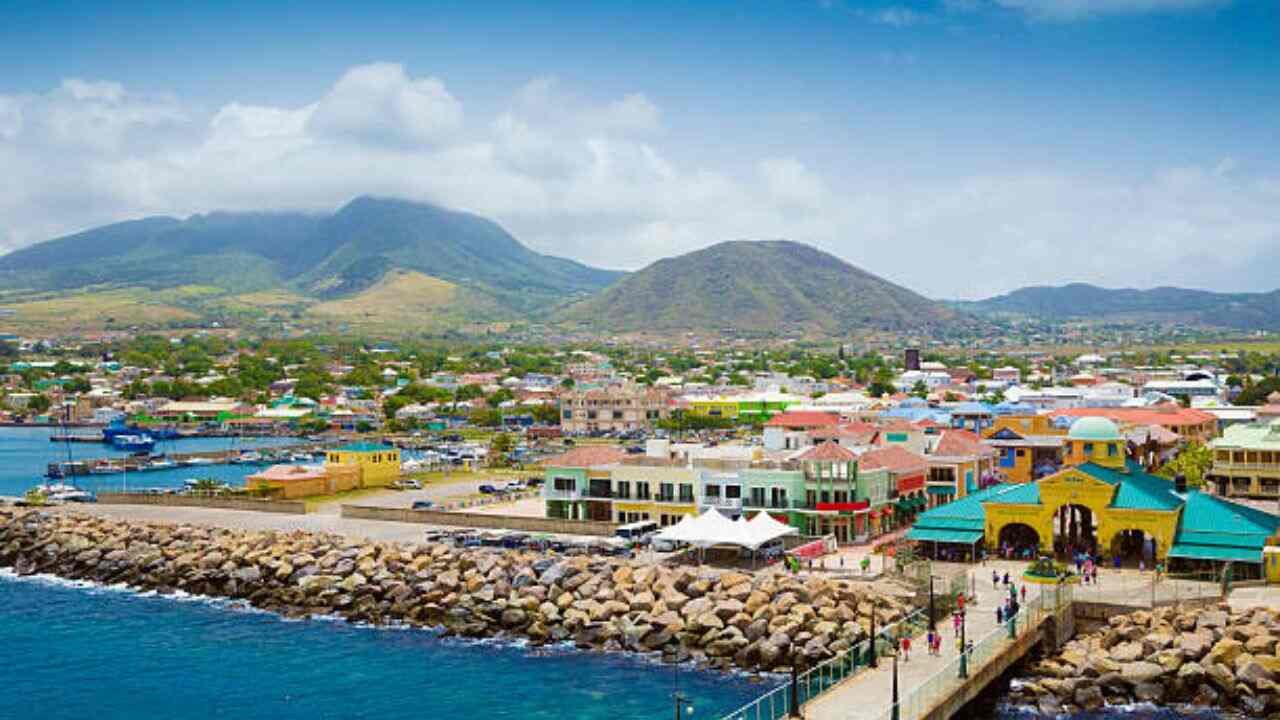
xmin=180 ymin=456 xmax=216 ymax=466
xmin=111 ymin=434 xmax=156 ymax=453
xmin=148 ymin=458 xmax=178 ymax=470
xmin=230 ymin=451 xmax=264 ymax=464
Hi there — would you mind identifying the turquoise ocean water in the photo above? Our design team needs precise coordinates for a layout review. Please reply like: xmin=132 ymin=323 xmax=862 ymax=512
xmin=0 ymin=426 xmax=301 ymax=497
xmin=0 ymin=571 xmax=764 ymax=720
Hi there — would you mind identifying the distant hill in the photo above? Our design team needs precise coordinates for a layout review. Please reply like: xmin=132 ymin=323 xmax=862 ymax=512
xmin=960 ymin=283 xmax=1280 ymax=330
xmin=557 ymin=240 xmax=976 ymax=336
xmin=0 ymin=197 xmax=622 ymax=329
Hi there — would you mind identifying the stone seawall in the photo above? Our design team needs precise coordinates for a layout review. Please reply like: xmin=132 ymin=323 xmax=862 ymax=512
xmin=98 ymin=493 xmax=307 ymax=514
xmin=0 ymin=508 xmax=913 ymax=673
xmin=1010 ymin=604 xmax=1280 ymax=716
xmin=340 ymin=504 xmax=618 ymax=536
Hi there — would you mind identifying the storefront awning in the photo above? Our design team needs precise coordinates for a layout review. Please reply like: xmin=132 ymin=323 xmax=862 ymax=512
xmin=1167 ymin=543 xmax=1262 ymax=564
xmin=927 ymin=486 xmax=955 ymax=496
xmin=906 ymin=527 xmax=982 ymax=544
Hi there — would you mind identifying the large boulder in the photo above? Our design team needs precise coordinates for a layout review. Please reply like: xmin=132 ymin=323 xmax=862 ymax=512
xmin=1120 ymin=661 xmax=1164 ymax=686
xmin=1109 ymin=642 xmax=1145 ymax=663
xmin=1206 ymin=638 xmax=1246 ymax=668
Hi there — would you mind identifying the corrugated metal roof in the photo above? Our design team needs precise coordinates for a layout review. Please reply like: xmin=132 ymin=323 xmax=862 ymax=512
xmin=1076 ymin=461 xmax=1182 ymax=511
xmin=1166 ymin=543 xmax=1262 ymax=563
xmin=987 ymin=483 xmax=1041 ymax=505
xmin=1174 ymin=491 xmax=1280 ymax=559
xmin=907 ymin=528 xmax=983 ymax=544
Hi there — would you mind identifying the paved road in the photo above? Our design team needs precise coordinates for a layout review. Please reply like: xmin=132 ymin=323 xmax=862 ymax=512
xmin=804 ymin=561 xmax=1039 ymax=720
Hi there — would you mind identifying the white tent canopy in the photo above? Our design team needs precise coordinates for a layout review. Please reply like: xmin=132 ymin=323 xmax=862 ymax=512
xmin=656 ymin=508 xmax=797 ymax=550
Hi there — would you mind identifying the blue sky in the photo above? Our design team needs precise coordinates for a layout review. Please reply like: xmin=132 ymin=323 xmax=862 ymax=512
xmin=1 ymin=0 xmax=1277 ymax=298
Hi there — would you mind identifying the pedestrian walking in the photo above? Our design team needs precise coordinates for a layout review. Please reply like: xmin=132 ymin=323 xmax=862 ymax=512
xmin=996 ymin=606 xmax=1003 ymax=624
xmin=925 ymin=629 xmax=935 ymax=656
xmin=901 ymin=635 xmax=911 ymax=662
xmin=953 ymin=612 xmax=961 ymax=637
xmin=992 ymin=570 xmax=999 ymax=589
xmin=1002 ymin=572 xmax=1010 ymax=586
xmin=1020 ymin=585 xmax=1027 ymax=604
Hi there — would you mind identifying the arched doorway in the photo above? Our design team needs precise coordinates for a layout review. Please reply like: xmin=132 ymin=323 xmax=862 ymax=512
xmin=1052 ymin=503 xmax=1098 ymax=558
xmin=1110 ymin=529 xmax=1158 ymax=567
xmin=998 ymin=523 xmax=1041 ymax=560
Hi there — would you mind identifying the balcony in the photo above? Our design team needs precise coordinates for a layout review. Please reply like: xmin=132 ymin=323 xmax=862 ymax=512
xmin=585 ymin=489 xmax=614 ymax=499
xmin=702 ymin=496 xmax=743 ymax=510
xmin=1214 ymin=461 xmax=1280 ymax=473
xmin=543 ymin=487 xmax=582 ymax=501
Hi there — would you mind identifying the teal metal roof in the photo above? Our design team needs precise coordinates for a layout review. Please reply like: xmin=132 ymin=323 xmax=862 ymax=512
xmin=1166 ymin=543 xmax=1262 ymax=563
xmin=927 ymin=486 xmax=955 ymax=496
xmin=1077 ymin=461 xmax=1182 ymax=511
xmin=986 ymin=483 xmax=1040 ymax=505
xmin=336 ymin=442 xmax=393 ymax=453
xmin=906 ymin=528 xmax=983 ymax=544
xmin=1172 ymin=491 xmax=1279 ymax=564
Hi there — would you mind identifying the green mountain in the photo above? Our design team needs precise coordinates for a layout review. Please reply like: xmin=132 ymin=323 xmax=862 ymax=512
xmin=557 ymin=240 xmax=977 ymax=336
xmin=0 ymin=197 xmax=622 ymax=320
xmin=960 ymin=283 xmax=1280 ymax=330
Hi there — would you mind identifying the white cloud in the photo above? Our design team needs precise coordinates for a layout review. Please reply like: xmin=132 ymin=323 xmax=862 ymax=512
xmin=0 ymin=62 xmax=1276 ymax=299
xmin=993 ymin=0 xmax=1227 ymax=21
xmin=874 ymin=6 xmax=931 ymax=26
xmin=307 ymin=62 xmax=462 ymax=147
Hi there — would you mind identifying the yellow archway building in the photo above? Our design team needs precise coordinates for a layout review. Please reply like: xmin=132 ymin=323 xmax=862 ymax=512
xmin=983 ymin=417 xmax=1181 ymax=559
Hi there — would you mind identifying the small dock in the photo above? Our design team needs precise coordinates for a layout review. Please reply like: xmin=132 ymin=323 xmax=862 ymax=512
xmin=45 ymin=443 xmax=336 ymax=477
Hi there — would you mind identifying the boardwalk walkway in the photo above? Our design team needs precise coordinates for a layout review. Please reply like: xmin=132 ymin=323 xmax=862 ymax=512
xmin=803 ymin=565 xmax=1039 ymax=720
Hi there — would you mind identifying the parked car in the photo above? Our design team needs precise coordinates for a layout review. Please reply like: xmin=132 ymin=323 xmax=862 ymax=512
xmin=411 ymin=500 xmax=436 ymax=511
xmin=477 ymin=484 xmax=498 ymax=494
xmin=503 ymin=480 xmax=525 ymax=491
xmin=396 ymin=479 xmax=423 ymax=490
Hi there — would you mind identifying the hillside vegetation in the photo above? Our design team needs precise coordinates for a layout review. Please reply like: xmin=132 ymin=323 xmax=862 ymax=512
xmin=558 ymin=240 xmax=977 ymax=336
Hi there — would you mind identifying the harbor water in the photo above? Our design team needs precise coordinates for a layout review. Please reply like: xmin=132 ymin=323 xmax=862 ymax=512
xmin=0 ymin=571 xmax=764 ymax=720
xmin=0 ymin=426 xmax=302 ymax=497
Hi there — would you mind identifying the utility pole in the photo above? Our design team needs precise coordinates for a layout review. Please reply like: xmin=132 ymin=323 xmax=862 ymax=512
xmin=958 ymin=608 xmax=968 ymax=679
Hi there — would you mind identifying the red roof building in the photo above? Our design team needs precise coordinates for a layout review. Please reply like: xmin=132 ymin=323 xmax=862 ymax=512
xmin=1052 ymin=405 xmax=1217 ymax=443
xmin=764 ymin=411 xmax=841 ymax=429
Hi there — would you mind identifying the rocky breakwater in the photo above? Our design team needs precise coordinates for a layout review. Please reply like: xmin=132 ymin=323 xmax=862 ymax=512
xmin=1010 ymin=604 xmax=1280 ymax=716
xmin=0 ymin=508 xmax=914 ymax=672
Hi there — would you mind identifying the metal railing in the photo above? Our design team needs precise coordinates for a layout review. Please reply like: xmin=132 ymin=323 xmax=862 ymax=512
xmin=720 ymin=608 xmax=929 ymax=720
xmin=864 ymin=589 xmax=1065 ymax=720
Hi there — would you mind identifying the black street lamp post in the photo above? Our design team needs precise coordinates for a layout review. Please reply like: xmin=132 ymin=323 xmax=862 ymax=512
xmin=928 ymin=575 xmax=937 ymax=633
xmin=868 ymin=598 xmax=878 ymax=669
xmin=958 ymin=608 xmax=968 ymax=679
xmin=891 ymin=643 xmax=900 ymax=720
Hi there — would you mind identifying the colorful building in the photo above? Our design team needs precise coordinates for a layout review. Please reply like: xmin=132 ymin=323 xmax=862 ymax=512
xmin=609 ymin=464 xmax=700 ymax=527
xmin=1052 ymin=404 xmax=1218 ymax=444
xmin=908 ymin=417 xmax=1280 ymax=576
xmin=1207 ymin=419 xmax=1280 ymax=499
xmin=923 ymin=429 xmax=997 ymax=506
xmin=541 ymin=446 xmax=627 ymax=521
xmin=324 ymin=442 xmax=401 ymax=488
xmin=982 ymin=414 xmax=1067 ymax=483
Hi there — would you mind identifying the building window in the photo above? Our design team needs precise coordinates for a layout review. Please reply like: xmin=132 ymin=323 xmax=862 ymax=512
xmin=658 ymin=483 xmax=674 ymax=502
xmin=704 ymin=484 xmax=721 ymax=498
xmin=750 ymin=487 xmax=766 ymax=507
xmin=1084 ymin=442 xmax=1094 ymax=456
xmin=771 ymin=488 xmax=788 ymax=508
xmin=725 ymin=485 xmax=741 ymax=499
xmin=553 ymin=477 xmax=576 ymax=492
xmin=1107 ymin=444 xmax=1118 ymax=457
xmin=616 ymin=481 xmax=631 ymax=499
xmin=679 ymin=484 xmax=694 ymax=503
xmin=637 ymin=483 xmax=651 ymax=500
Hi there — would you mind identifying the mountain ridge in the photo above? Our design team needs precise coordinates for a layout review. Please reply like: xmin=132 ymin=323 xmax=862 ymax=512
xmin=959 ymin=282 xmax=1280 ymax=330
xmin=557 ymin=239 xmax=978 ymax=336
